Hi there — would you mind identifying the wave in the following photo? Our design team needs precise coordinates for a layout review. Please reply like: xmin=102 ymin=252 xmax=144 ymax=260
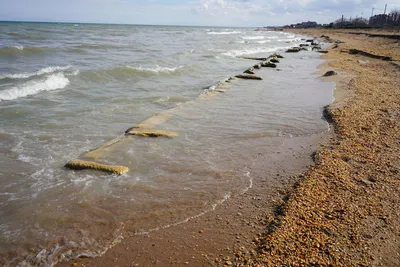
xmin=127 ymin=65 xmax=184 ymax=73
xmin=241 ymin=36 xmax=265 ymax=40
xmin=79 ymin=65 xmax=188 ymax=82
xmin=256 ymin=40 xmax=272 ymax=44
xmin=0 ymin=73 xmax=70 ymax=101
xmin=222 ymin=46 xmax=287 ymax=57
xmin=207 ymin=31 xmax=241 ymax=35
xmin=0 ymin=46 xmax=47 ymax=56
xmin=74 ymin=44 xmax=121 ymax=50
xmin=277 ymin=38 xmax=302 ymax=43
xmin=0 ymin=66 xmax=72 ymax=80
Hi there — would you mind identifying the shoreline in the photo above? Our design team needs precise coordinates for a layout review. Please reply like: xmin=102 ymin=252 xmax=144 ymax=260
xmin=233 ymin=29 xmax=400 ymax=266
xmin=57 ymin=35 xmax=336 ymax=266
xmin=59 ymin=134 xmax=333 ymax=267
xmin=58 ymin=29 xmax=399 ymax=267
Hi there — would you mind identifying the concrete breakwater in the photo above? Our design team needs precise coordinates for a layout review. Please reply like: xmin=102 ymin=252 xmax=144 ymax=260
xmin=65 ymin=52 xmax=289 ymax=174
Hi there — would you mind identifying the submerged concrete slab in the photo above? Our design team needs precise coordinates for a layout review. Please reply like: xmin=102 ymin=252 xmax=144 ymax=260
xmin=65 ymin=159 xmax=129 ymax=175
xmin=235 ymin=74 xmax=263 ymax=80
xmin=126 ymin=128 xmax=179 ymax=138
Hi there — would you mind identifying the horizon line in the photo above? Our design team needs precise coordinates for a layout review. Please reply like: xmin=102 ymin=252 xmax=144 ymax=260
xmin=0 ymin=20 xmax=266 ymax=29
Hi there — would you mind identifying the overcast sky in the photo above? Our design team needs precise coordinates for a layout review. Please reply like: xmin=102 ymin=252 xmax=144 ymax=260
xmin=1 ymin=0 xmax=400 ymax=27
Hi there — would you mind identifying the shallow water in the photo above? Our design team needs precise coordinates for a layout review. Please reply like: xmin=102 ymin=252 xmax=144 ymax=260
xmin=0 ymin=22 xmax=334 ymax=266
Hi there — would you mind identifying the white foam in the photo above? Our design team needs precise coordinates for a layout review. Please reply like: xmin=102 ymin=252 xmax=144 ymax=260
xmin=127 ymin=65 xmax=184 ymax=73
xmin=256 ymin=40 xmax=272 ymax=44
xmin=207 ymin=31 xmax=241 ymax=35
xmin=223 ymin=47 xmax=277 ymax=57
xmin=0 ymin=73 xmax=70 ymax=101
xmin=241 ymin=36 xmax=265 ymax=40
xmin=17 ymin=154 xmax=35 ymax=163
xmin=14 ymin=46 xmax=24 ymax=50
xmin=0 ymin=66 xmax=72 ymax=80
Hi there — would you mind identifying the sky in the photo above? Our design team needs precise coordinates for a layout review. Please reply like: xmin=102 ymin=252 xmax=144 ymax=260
xmin=1 ymin=0 xmax=400 ymax=27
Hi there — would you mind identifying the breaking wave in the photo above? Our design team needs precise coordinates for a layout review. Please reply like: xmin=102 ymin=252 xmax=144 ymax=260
xmin=0 ymin=66 xmax=72 ymax=80
xmin=127 ymin=65 xmax=185 ymax=73
xmin=241 ymin=36 xmax=265 ymax=40
xmin=222 ymin=46 xmax=291 ymax=57
xmin=207 ymin=31 xmax=241 ymax=35
xmin=0 ymin=73 xmax=70 ymax=101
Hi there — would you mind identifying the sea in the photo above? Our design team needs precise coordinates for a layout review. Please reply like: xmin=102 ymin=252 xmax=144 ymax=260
xmin=0 ymin=22 xmax=334 ymax=266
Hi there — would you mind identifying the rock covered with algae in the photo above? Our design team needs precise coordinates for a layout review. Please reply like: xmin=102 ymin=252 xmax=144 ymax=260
xmin=65 ymin=160 xmax=129 ymax=175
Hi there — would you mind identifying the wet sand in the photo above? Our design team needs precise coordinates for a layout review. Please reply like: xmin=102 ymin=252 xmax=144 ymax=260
xmin=59 ymin=29 xmax=399 ymax=267
xmin=58 ymin=133 xmax=331 ymax=267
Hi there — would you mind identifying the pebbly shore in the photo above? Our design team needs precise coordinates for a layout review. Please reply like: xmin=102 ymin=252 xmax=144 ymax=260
xmin=58 ymin=29 xmax=399 ymax=267
xmin=232 ymin=29 xmax=400 ymax=267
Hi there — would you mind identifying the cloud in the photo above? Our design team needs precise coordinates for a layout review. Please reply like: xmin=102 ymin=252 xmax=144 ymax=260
xmin=2 ymin=0 xmax=399 ymax=27
xmin=191 ymin=0 xmax=395 ymax=25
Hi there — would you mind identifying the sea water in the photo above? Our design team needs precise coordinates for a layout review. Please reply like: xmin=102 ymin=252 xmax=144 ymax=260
xmin=0 ymin=22 xmax=334 ymax=266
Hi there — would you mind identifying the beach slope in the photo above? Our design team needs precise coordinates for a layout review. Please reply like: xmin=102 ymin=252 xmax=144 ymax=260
xmin=234 ymin=29 xmax=400 ymax=267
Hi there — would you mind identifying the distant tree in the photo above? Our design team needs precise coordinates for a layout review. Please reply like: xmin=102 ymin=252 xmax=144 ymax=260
xmin=389 ymin=9 xmax=400 ymax=25
xmin=333 ymin=18 xmax=350 ymax=27
xmin=352 ymin=18 xmax=369 ymax=27
xmin=390 ymin=9 xmax=400 ymax=15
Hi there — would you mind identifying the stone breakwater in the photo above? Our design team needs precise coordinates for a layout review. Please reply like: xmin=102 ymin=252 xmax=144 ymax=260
xmin=230 ymin=29 xmax=400 ymax=266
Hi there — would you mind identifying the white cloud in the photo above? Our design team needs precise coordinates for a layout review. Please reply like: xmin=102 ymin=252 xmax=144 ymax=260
xmin=190 ymin=0 xmax=400 ymax=26
xmin=1 ymin=0 xmax=400 ymax=27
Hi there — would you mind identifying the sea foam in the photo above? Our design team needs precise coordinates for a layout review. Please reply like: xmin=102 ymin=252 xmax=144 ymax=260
xmin=207 ymin=31 xmax=241 ymax=35
xmin=241 ymin=36 xmax=265 ymax=40
xmin=0 ymin=73 xmax=70 ymax=101
xmin=223 ymin=47 xmax=283 ymax=57
xmin=127 ymin=65 xmax=184 ymax=73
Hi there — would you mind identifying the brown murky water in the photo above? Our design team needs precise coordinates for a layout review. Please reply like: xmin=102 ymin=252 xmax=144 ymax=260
xmin=0 ymin=23 xmax=333 ymax=266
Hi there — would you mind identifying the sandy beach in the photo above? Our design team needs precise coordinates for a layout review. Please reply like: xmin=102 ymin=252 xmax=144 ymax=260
xmin=58 ymin=29 xmax=400 ymax=267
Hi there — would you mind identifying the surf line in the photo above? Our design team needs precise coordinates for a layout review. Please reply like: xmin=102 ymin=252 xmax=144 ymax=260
xmin=65 ymin=53 xmax=285 ymax=175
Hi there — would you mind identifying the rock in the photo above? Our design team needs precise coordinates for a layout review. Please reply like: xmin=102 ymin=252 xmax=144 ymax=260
xmin=286 ymin=47 xmax=301 ymax=53
xmin=65 ymin=160 xmax=129 ymax=175
xmin=240 ymin=56 xmax=267 ymax=61
xmin=312 ymin=45 xmax=322 ymax=50
xmin=244 ymin=67 xmax=255 ymax=74
xmin=299 ymin=44 xmax=309 ymax=47
xmin=271 ymin=53 xmax=284 ymax=58
xmin=261 ymin=61 xmax=277 ymax=68
xmin=311 ymin=41 xmax=319 ymax=46
xmin=253 ymin=64 xmax=262 ymax=69
xmin=270 ymin=58 xmax=280 ymax=63
xmin=323 ymin=70 xmax=337 ymax=77
xmin=316 ymin=50 xmax=329 ymax=54
xmin=126 ymin=128 xmax=179 ymax=137
xmin=349 ymin=49 xmax=393 ymax=61
xmin=306 ymin=39 xmax=314 ymax=43
xmin=332 ymin=43 xmax=339 ymax=49
xmin=235 ymin=74 xmax=263 ymax=80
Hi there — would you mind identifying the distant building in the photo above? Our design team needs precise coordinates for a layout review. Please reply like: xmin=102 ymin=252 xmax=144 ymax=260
xmin=369 ymin=13 xmax=400 ymax=26
xmin=284 ymin=21 xmax=319 ymax=29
